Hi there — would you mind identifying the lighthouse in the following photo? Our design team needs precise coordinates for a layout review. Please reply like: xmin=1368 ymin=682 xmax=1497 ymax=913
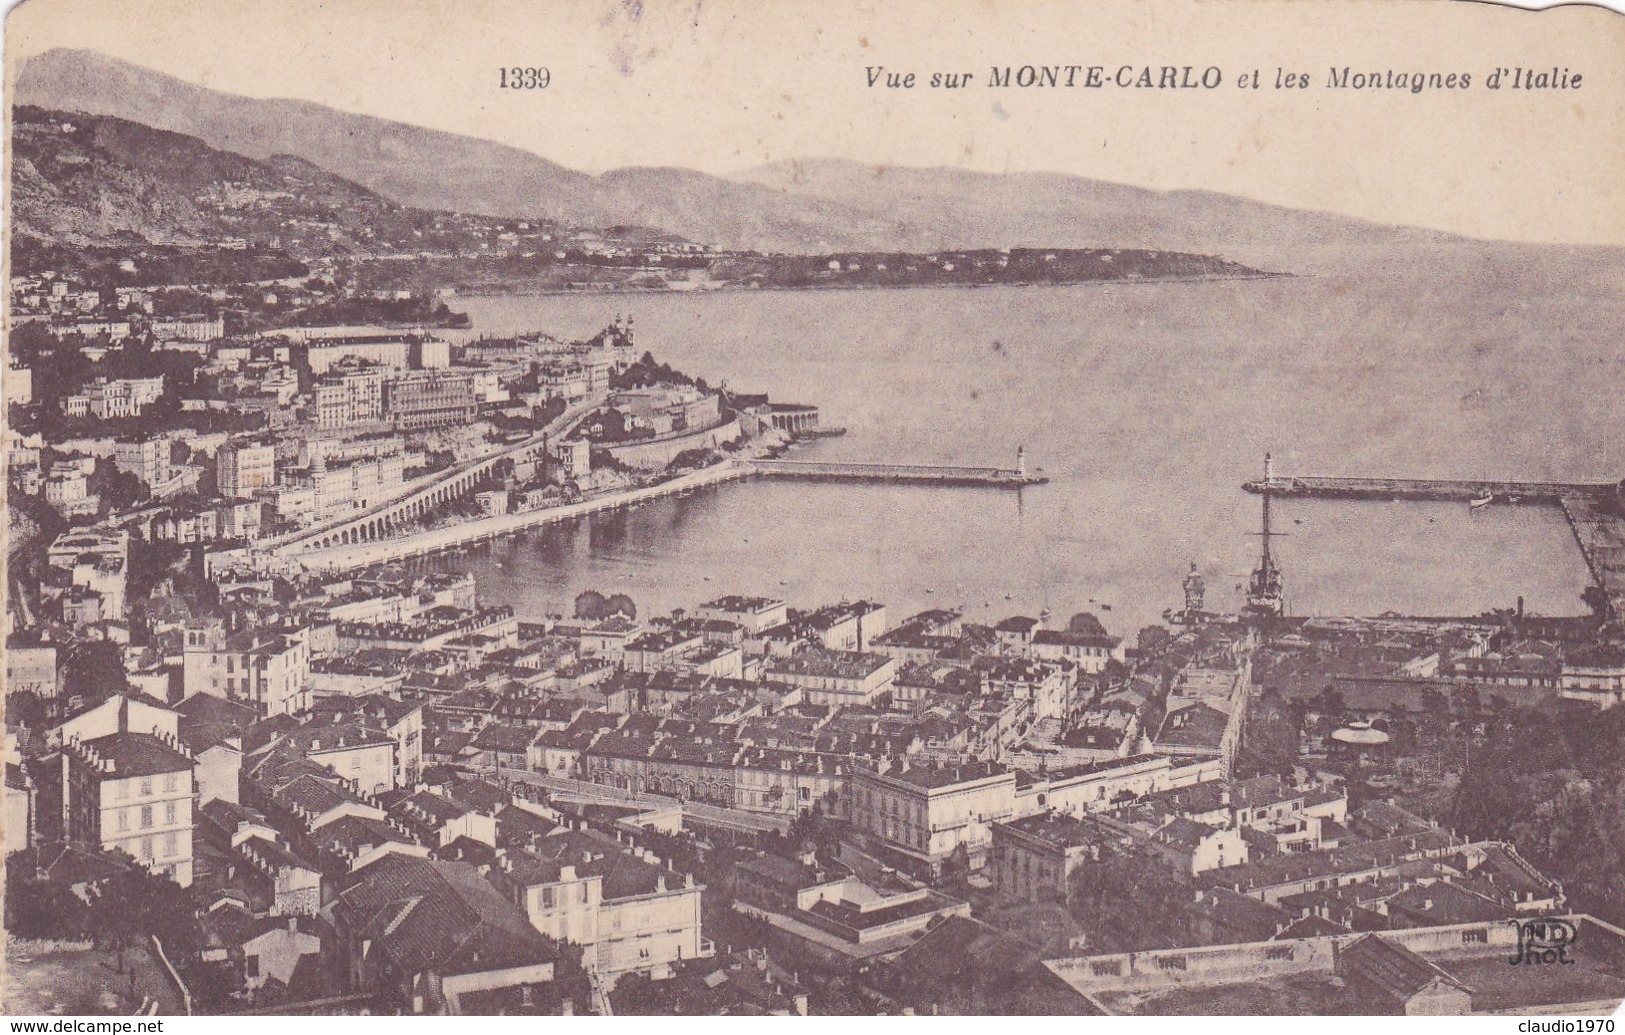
xmin=1016 ymin=446 xmax=1027 ymax=478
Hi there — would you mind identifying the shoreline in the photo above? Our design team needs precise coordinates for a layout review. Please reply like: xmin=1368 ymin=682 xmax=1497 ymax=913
xmin=447 ymin=271 xmax=1288 ymax=302
xmin=290 ymin=460 xmax=755 ymax=572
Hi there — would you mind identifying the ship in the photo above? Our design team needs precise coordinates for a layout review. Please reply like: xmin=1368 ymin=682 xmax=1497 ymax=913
xmin=1245 ymin=453 xmax=1286 ymax=618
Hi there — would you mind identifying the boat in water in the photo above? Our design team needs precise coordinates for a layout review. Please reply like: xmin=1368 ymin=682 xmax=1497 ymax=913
xmin=1469 ymin=493 xmax=1494 ymax=511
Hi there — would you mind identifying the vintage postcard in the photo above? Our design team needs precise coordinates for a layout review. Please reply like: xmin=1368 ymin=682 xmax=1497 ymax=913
xmin=2 ymin=0 xmax=1623 ymax=1021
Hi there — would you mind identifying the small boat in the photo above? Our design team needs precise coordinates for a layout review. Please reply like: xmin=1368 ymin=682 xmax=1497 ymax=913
xmin=1003 ymin=592 xmax=1013 ymax=600
xmin=926 ymin=588 xmax=935 ymax=594
xmin=1469 ymin=494 xmax=1494 ymax=511
xmin=1101 ymin=604 xmax=1112 ymax=612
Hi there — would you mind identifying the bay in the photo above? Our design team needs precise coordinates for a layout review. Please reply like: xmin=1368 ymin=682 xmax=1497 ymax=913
xmin=424 ymin=246 xmax=1621 ymax=637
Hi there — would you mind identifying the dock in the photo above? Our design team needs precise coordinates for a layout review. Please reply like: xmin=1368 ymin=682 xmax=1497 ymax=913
xmin=750 ymin=459 xmax=1047 ymax=487
xmin=1241 ymin=475 xmax=1613 ymax=503
xmin=1242 ymin=472 xmax=1625 ymax=617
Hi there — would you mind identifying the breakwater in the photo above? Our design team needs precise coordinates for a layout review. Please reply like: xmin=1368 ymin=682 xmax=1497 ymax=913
xmin=750 ymin=459 xmax=1046 ymax=487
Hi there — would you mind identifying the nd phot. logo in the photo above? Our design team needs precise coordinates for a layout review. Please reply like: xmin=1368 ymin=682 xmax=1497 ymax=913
xmin=1508 ymin=917 xmax=1577 ymax=966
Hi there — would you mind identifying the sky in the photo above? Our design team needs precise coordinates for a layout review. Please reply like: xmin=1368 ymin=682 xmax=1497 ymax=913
xmin=5 ymin=0 xmax=1625 ymax=245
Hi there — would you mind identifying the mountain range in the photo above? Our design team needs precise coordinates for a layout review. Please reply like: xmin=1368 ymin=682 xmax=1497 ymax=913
xmin=10 ymin=103 xmax=423 ymax=253
xmin=12 ymin=47 xmax=1480 ymax=273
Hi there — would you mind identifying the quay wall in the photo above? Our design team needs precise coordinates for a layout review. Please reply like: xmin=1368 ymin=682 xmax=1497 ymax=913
xmin=1244 ymin=476 xmax=1612 ymax=502
xmin=606 ymin=417 xmax=741 ymax=470
xmin=751 ymin=460 xmax=1042 ymax=486
xmin=287 ymin=461 xmax=750 ymax=572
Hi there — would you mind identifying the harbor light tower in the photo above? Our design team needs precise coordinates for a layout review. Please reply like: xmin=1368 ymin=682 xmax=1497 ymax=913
xmin=1016 ymin=446 xmax=1027 ymax=477
xmin=1246 ymin=453 xmax=1286 ymax=618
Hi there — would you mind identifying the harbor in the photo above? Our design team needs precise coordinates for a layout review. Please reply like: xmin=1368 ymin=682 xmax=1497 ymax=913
xmin=1244 ymin=467 xmax=1625 ymax=617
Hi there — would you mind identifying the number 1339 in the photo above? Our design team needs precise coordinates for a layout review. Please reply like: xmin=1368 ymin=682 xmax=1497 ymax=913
xmin=500 ymin=67 xmax=551 ymax=89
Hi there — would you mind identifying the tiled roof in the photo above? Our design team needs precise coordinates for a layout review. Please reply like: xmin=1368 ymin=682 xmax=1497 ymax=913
xmin=337 ymin=854 xmax=556 ymax=977
xmin=311 ymin=813 xmax=415 ymax=857
xmin=81 ymin=732 xmax=193 ymax=778
xmin=1338 ymin=933 xmax=1472 ymax=999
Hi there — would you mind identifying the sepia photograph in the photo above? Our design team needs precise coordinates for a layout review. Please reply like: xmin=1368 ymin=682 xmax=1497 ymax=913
xmin=1 ymin=0 xmax=1622 ymax=1020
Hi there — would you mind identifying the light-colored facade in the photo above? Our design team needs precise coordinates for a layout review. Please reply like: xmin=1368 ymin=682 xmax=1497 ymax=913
xmin=63 ymin=731 xmax=196 ymax=887
xmin=112 ymin=437 xmax=171 ymax=490
xmin=763 ymin=650 xmax=898 ymax=707
xmin=313 ymin=363 xmax=386 ymax=428
xmin=311 ymin=452 xmax=405 ymax=522
xmin=63 ymin=376 xmax=165 ymax=419
xmin=384 ymin=369 xmax=478 ymax=430
xmin=183 ymin=624 xmax=313 ymax=717
xmin=5 ymin=641 xmax=58 ymax=697
xmin=218 ymin=442 xmax=277 ymax=499
xmin=849 ymin=762 xmax=1017 ymax=865
xmin=45 ymin=529 xmax=129 ymax=620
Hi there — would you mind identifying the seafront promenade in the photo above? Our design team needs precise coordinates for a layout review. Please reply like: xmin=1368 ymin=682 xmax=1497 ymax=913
xmin=270 ymin=452 xmax=1051 ymax=574
xmin=285 ymin=459 xmax=754 ymax=570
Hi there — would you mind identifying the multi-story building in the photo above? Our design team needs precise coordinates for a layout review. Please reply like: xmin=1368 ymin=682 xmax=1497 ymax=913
xmin=217 ymin=441 xmax=277 ymax=499
xmin=183 ymin=623 xmax=313 ymax=717
xmin=7 ymin=363 xmax=34 ymax=406
xmin=799 ymin=601 xmax=888 ymax=652
xmin=332 ymin=853 xmax=561 ymax=1014
xmin=384 ymin=369 xmax=478 ymax=430
xmin=112 ymin=436 xmax=171 ymax=490
xmin=492 ymin=827 xmax=709 ymax=979
xmin=319 ymin=695 xmax=425 ymax=788
xmin=5 ymin=637 xmax=58 ymax=699
xmin=5 ymin=745 xmax=35 ymax=854
xmin=982 ymin=658 xmax=1077 ymax=720
xmin=990 ymin=811 xmax=1107 ymax=902
xmin=1559 ymin=644 xmax=1625 ymax=708
xmin=695 ymin=596 xmax=788 ymax=634
xmin=279 ymin=720 xmax=398 ymax=795
xmin=305 ymin=336 xmax=412 ymax=375
xmin=536 ymin=361 xmax=590 ymax=401
xmin=312 ymin=361 xmax=386 ymax=428
xmin=849 ymin=760 xmax=1017 ymax=869
xmin=261 ymin=483 xmax=317 ymax=526
xmin=62 ymin=376 xmax=165 ymax=419
xmin=763 ymin=649 xmax=898 ymax=707
xmin=45 ymin=529 xmax=129 ymax=620
xmin=62 ymin=714 xmax=196 ymax=887
xmin=1031 ymin=629 xmax=1127 ymax=673
xmin=310 ymin=452 xmax=405 ymax=522
xmin=43 ymin=469 xmax=93 ymax=513
xmin=148 ymin=315 xmax=223 ymax=341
